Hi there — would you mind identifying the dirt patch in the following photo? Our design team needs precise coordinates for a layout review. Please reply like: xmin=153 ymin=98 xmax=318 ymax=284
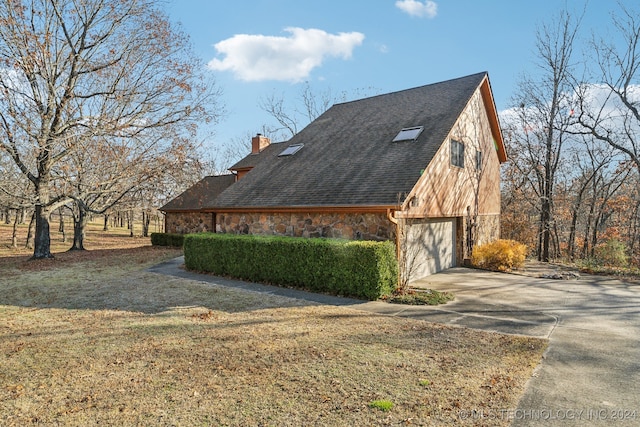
xmin=0 ymin=227 xmax=547 ymax=426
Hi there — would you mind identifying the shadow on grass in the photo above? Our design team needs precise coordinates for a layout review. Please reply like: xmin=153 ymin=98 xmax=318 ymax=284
xmin=0 ymin=247 xmax=369 ymax=315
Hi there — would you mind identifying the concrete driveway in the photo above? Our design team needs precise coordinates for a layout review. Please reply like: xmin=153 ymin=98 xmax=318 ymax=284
xmin=400 ymin=268 xmax=640 ymax=426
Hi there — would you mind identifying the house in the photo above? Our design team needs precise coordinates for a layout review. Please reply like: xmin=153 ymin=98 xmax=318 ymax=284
xmin=160 ymin=174 xmax=235 ymax=234
xmin=161 ymin=72 xmax=506 ymax=279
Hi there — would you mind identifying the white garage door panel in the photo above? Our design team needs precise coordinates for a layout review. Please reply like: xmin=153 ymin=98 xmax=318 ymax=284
xmin=406 ymin=218 xmax=455 ymax=281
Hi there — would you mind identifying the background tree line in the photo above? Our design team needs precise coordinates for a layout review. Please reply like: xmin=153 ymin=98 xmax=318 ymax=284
xmin=501 ymin=4 xmax=640 ymax=268
xmin=0 ymin=0 xmax=221 ymax=258
xmin=2 ymin=0 xmax=640 ymax=270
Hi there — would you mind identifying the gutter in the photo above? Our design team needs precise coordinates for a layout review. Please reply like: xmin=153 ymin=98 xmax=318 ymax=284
xmin=205 ymin=205 xmax=395 ymax=214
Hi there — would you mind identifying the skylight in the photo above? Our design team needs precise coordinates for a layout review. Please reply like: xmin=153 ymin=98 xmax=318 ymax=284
xmin=278 ymin=143 xmax=304 ymax=156
xmin=392 ymin=126 xmax=424 ymax=142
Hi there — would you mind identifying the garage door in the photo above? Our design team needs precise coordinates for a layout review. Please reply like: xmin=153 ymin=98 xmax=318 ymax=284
xmin=405 ymin=218 xmax=456 ymax=281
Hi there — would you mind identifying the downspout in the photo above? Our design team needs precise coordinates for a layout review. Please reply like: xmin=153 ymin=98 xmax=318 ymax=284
xmin=386 ymin=208 xmax=399 ymax=256
xmin=387 ymin=208 xmax=401 ymax=289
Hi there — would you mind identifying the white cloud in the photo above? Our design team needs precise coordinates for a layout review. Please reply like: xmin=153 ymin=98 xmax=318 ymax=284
xmin=208 ymin=27 xmax=365 ymax=82
xmin=499 ymin=83 xmax=640 ymax=138
xmin=573 ymin=83 xmax=640 ymax=129
xmin=395 ymin=0 xmax=438 ymax=18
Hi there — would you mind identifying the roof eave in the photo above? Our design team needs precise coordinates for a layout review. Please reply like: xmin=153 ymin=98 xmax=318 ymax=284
xmin=159 ymin=208 xmax=203 ymax=213
xmin=479 ymin=75 xmax=508 ymax=163
xmin=204 ymin=205 xmax=398 ymax=214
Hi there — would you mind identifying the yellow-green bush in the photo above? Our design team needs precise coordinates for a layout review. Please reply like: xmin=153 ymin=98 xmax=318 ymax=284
xmin=594 ymin=239 xmax=629 ymax=268
xmin=471 ymin=239 xmax=527 ymax=272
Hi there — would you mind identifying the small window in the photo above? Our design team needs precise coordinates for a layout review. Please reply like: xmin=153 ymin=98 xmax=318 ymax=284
xmin=393 ymin=126 xmax=423 ymax=142
xmin=278 ymin=143 xmax=304 ymax=157
xmin=451 ymin=140 xmax=464 ymax=168
xmin=475 ymin=150 xmax=482 ymax=171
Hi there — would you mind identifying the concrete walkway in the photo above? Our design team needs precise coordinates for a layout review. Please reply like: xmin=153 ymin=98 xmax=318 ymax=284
xmin=149 ymin=258 xmax=640 ymax=426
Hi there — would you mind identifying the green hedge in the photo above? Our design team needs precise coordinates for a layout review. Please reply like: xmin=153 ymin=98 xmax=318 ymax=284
xmin=150 ymin=232 xmax=185 ymax=247
xmin=183 ymin=233 xmax=398 ymax=300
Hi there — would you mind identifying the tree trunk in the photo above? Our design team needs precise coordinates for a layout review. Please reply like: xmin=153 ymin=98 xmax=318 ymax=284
xmin=540 ymin=196 xmax=551 ymax=262
xmin=11 ymin=211 xmax=18 ymax=248
xmin=128 ymin=210 xmax=134 ymax=237
xmin=103 ymin=214 xmax=109 ymax=231
xmin=567 ymin=208 xmax=580 ymax=261
xmin=537 ymin=212 xmax=544 ymax=261
xmin=4 ymin=208 xmax=10 ymax=224
xmin=590 ymin=214 xmax=601 ymax=259
xmin=568 ymin=182 xmax=590 ymax=261
xmin=69 ymin=207 xmax=88 ymax=251
xmin=581 ymin=197 xmax=595 ymax=259
xmin=58 ymin=207 xmax=66 ymax=242
xmin=142 ymin=210 xmax=150 ymax=237
xmin=25 ymin=211 xmax=35 ymax=249
xmin=32 ymin=204 xmax=53 ymax=258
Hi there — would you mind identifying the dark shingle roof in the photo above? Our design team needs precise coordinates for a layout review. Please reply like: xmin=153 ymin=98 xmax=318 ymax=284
xmin=211 ymin=72 xmax=489 ymax=209
xmin=228 ymin=142 xmax=286 ymax=171
xmin=160 ymin=175 xmax=235 ymax=211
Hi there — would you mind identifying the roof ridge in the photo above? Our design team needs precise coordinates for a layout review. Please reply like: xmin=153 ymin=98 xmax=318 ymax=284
xmin=332 ymin=71 xmax=488 ymax=107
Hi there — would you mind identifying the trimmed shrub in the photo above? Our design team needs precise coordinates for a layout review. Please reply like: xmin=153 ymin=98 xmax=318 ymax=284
xmin=471 ymin=239 xmax=527 ymax=272
xmin=183 ymin=233 xmax=398 ymax=300
xmin=150 ymin=232 xmax=185 ymax=247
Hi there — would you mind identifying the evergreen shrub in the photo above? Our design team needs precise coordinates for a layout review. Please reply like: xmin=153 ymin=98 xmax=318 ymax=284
xmin=150 ymin=232 xmax=185 ymax=247
xmin=183 ymin=233 xmax=398 ymax=300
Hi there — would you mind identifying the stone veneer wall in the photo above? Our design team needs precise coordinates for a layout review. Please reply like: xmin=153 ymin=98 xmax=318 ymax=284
xmin=165 ymin=212 xmax=214 ymax=234
xmin=217 ymin=212 xmax=394 ymax=241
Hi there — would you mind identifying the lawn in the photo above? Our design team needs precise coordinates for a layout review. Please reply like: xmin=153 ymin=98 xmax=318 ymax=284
xmin=0 ymin=223 xmax=547 ymax=426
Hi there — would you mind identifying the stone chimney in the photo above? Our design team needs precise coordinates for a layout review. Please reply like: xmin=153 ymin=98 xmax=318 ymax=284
xmin=251 ymin=133 xmax=271 ymax=154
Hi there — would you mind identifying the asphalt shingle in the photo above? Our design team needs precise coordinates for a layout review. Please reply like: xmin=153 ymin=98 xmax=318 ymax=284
xmin=160 ymin=175 xmax=235 ymax=211
xmin=211 ymin=72 xmax=488 ymax=209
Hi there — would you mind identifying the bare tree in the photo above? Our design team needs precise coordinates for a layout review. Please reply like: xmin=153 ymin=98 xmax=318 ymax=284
xmin=0 ymin=0 xmax=221 ymax=259
xmin=200 ymin=133 xmax=252 ymax=176
xmin=500 ymin=4 xmax=640 ymax=266
xmin=582 ymin=160 xmax=632 ymax=258
xmin=259 ymin=82 xmax=380 ymax=140
xmin=258 ymin=82 xmax=337 ymax=139
xmin=0 ymin=158 xmax=33 ymax=247
xmin=507 ymin=9 xmax=581 ymax=261
xmin=564 ymin=136 xmax=616 ymax=260
xmin=574 ymin=4 xmax=640 ymax=175
xmin=62 ymin=127 xmax=202 ymax=250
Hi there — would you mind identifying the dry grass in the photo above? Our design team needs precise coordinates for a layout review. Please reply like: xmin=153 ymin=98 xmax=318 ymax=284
xmin=0 ymin=223 xmax=547 ymax=426
xmin=0 ymin=218 xmax=156 ymax=257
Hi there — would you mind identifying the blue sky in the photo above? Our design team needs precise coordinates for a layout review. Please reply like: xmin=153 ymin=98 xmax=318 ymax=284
xmin=165 ymin=0 xmax=617 ymax=156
